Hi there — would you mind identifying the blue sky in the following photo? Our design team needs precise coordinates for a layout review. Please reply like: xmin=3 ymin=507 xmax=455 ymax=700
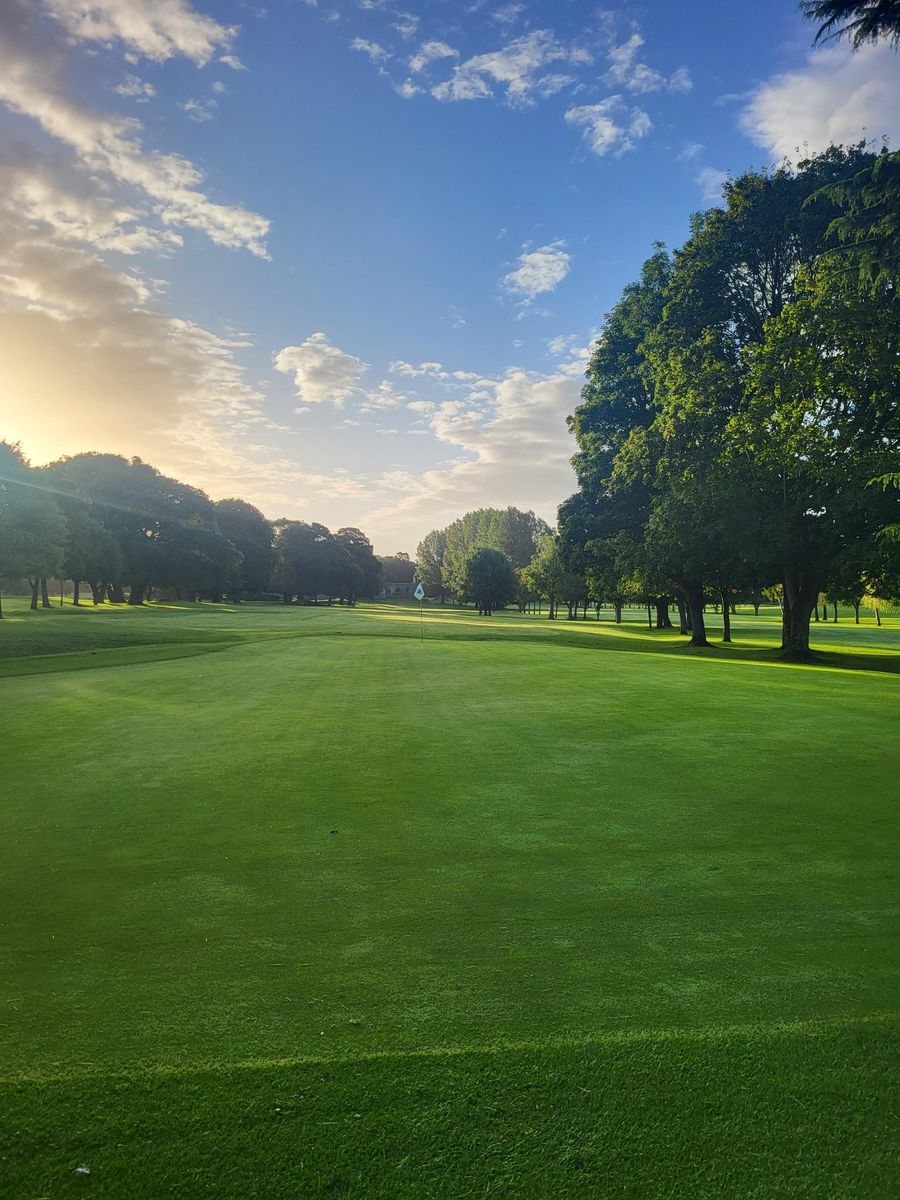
xmin=1 ymin=0 xmax=897 ymax=551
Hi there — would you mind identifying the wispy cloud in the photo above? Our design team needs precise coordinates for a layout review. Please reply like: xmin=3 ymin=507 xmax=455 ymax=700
xmin=565 ymin=99 xmax=651 ymax=157
xmin=431 ymin=30 xmax=590 ymax=106
xmin=0 ymin=1 xmax=270 ymax=256
xmin=43 ymin=0 xmax=236 ymax=65
xmin=409 ymin=40 xmax=458 ymax=74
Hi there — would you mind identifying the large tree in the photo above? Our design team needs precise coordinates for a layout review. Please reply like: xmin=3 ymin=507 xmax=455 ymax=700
xmin=562 ymin=147 xmax=897 ymax=660
xmin=415 ymin=529 xmax=448 ymax=601
xmin=214 ymin=499 xmax=275 ymax=598
xmin=335 ymin=527 xmax=381 ymax=600
xmin=442 ymin=507 xmax=551 ymax=598
xmin=0 ymin=443 xmax=66 ymax=615
xmin=461 ymin=547 xmax=518 ymax=616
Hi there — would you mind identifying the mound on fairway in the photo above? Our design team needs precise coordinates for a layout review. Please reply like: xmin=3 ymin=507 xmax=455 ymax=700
xmin=1 ymin=600 xmax=898 ymax=1198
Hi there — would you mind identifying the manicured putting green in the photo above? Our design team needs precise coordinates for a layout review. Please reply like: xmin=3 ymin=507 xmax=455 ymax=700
xmin=1 ymin=600 xmax=898 ymax=1197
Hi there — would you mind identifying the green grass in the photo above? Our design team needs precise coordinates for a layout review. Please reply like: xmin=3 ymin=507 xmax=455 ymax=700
xmin=1 ymin=598 xmax=898 ymax=1197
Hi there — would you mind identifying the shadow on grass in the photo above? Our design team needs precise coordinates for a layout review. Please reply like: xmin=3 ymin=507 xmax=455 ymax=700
xmin=339 ymin=611 xmax=900 ymax=678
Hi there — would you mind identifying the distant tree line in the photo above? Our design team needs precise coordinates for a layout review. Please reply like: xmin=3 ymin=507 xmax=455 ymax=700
xmin=0 ymin=446 xmax=382 ymax=616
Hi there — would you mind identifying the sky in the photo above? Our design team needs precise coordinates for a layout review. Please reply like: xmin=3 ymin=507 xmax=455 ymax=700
xmin=0 ymin=1 xmax=898 ymax=553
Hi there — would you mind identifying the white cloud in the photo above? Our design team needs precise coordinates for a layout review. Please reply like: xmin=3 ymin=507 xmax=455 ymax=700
xmin=0 ymin=4 xmax=270 ymax=257
xmin=503 ymin=241 xmax=570 ymax=299
xmin=696 ymin=165 xmax=728 ymax=202
xmin=182 ymin=97 xmax=217 ymax=122
xmin=395 ymin=78 xmax=422 ymax=99
xmin=0 ymin=153 xmax=181 ymax=254
xmin=42 ymin=0 xmax=235 ymax=65
xmin=490 ymin=3 xmax=525 ymax=25
xmin=367 ymin=368 xmax=581 ymax=537
xmin=546 ymin=332 xmax=579 ymax=357
xmin=351 ymin=37 xmax=390 ymax=63
xmin=565 ymin=98 xmax=651 ymax=156
xmin=274 ymin=333 xmax=368 ymax=406
xmin=393 ymin=12 xmax=419 ymax=39
xmin=605 ymin=33 xmax=691 ymax=95
xmin=361 ymin=378 xmax=407 ymax=412
xmin=669 ymin=67 xmax=692 ymax=94
xmin=388 ymin=360 xmax=481 ymax=383
xmin=678 ymin=141 xmax=704 ymax=161
xmin=113 ymin=74 xmax=155 ymax=100
xmin=0 ymin=192 xmax=297 ymax=505
xmin=409 ymin=40 xmax=458 ymax=74
xmin=219 ymin=54 xmax=245 ymax=70
xmin=432 ymin=30 xmax=590 ymax=106
xmin=740 ymin=42 xmax=900 ymax=159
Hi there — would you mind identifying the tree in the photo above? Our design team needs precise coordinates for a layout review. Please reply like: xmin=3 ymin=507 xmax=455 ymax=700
xmin=461 ymin=547 xmax=518 ymax=615
xmin=523 ymin=535 xmax=567 ymax=619
xmin=416 ymin=529 xmax=448 ymax=601
xmin=0 ymin=443 xmax=66 ymax=615
xmin=377 ymin=553 xmax=416 ymax=596
xmin=741 ymin=266 xmax=899 ymax=657
xmin=274 ymin=521 xmax=333 ymax=602
xmin=800 ymin=0 xmax=900 ymax=46
xmin=442 ymin=508 xmax=551 ymax=598
xmin=798 ymin=9 xmax=900 ymax=289
xmin=214 ymin=499 xmax=275 ymax=598
xmin=335 ymin=527 xmax=381 ymax=600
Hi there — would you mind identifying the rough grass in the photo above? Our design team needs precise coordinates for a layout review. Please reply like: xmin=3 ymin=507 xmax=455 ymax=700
xmin=1 ymin=599 xmax=898 ymax=1197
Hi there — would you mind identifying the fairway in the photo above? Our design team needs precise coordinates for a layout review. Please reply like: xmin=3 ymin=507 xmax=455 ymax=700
xmin=2 ymin=601 xmax=899 ymax=1198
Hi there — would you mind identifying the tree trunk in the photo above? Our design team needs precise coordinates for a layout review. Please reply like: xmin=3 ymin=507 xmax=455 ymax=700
xmin=29 ymin=578 xmax=39 ymax=610
xmin=875 ymin=606 xmax=882 ymax=627
xmin=614 ymin=600 xmax=622 ymax=624
xmin=832 ymin=602 xmax=837 ymax=623
xmin=780 ymin=569 xmax=821 ymax=661
xmin=655 ymin=600 xmax=672 ymax=629
xmin=107 ymin=583 xmax=125 ymax=603
xmin=128 ymin=583 xmax=146 ymax=606
xmin=73 ymin=580 xmax=80 ymax=606
xmin=89 ymin=581 xmax=104 ymax=605
xmin=40 ymin=577 xmax=51 ymax=608
xmin=753 ymin=602 xmax=760 ymax=616
xmin=676 ymin=599 xmax=689 ymax=635
xmin=721 ymin=590 xmax=731 ymax=643
xmin=853 ymin=600 xmax=860 ymax=624
xmin=687 ymin=584 xmax=709 ymax=647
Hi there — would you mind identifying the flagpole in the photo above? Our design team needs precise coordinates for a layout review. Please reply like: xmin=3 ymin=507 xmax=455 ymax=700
xmin=414 ymin=581 xmax=425 ymax=642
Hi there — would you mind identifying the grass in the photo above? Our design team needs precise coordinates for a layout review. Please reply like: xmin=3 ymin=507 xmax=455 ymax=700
xmin=1 ymin=598 xmax=898 ymax=1197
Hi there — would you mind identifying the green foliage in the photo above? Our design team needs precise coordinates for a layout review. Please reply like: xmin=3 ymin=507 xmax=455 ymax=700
xmin=335 ymin=527 xmax=381 ymax=598
xmin=415 ymin=528 xmax=447 ymax=598
xmin=561 ymin=146 xmax=900 ymax=660
xmin=275 ymin=520 xmax=364 ymax=602
xmin=214 ymin=499 xmax=275 ymax=596
xmin=800 ymin=0 xmax=900 ymax=46
xmin=441 ymin=507 xmax=551 ymax=597
xmin=460 ymin=546 xmax=518 ymax=613
xmin=0 ymin=443 xmax=67 ymax=607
